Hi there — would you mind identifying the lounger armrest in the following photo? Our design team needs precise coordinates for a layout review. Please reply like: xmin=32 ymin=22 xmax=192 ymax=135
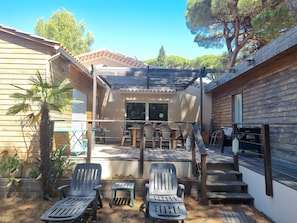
xmin=94 ymin=184 xmax=102 ymax=190
xmin=58 ymin=185 xmax=70 ymax=199
xmin=177 ymin=184 xmax=185 ymax=199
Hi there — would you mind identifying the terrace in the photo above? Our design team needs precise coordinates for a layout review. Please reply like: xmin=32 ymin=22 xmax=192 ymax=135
xmin=53 ymin=121 xmax=297 ymax=223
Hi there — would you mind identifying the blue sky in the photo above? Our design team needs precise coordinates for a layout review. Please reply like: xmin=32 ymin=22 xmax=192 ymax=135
xmin=0 ymin=0 xmax=223 ymax=60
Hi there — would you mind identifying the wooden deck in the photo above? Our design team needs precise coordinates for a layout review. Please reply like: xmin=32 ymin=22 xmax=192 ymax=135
xmin=74 ymin=143 xmax=297 ymax=191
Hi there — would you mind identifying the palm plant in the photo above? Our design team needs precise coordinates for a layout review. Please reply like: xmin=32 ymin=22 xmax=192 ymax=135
xmin=7 ymin=71 xmax=78 ymax=199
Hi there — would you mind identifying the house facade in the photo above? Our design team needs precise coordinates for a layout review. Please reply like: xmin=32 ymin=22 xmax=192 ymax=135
xmin=77 ymin=50 xmax=212 ymax=143
xmin=205 ymin=25 xmax=297 ymax=165
xmin=0 ymin=25 xmax=96 ymax=159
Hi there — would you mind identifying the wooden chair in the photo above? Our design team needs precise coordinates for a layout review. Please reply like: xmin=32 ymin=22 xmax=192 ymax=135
xmin=143 ymin=123 xmax=156 ymax=149
xmin=159 ymin=123 xmax=172 ymax=149
xmin=145 ymin=163 xmax=187 ymax=223
xmin=40 ymin=163 xmax=103 ymax=222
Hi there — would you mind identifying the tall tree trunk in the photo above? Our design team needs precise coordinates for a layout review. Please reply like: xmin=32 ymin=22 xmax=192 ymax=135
xmin=40 ymin=104 xmax=54 ymax=199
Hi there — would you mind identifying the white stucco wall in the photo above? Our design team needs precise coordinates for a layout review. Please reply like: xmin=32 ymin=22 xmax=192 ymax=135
xmin=99 ymin=85 xmax=212 ymax=142
xmin=240 ymin=166 xmax=297 ymax=223
xmin=99 ymin=160 xmax=192 ymax=179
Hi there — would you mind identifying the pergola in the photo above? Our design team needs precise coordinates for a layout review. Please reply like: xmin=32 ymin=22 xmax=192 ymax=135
xmin=91 ymin=66 xmax=208 ymax=128
xmin=94 ymin=67 xmax=205 ymax=90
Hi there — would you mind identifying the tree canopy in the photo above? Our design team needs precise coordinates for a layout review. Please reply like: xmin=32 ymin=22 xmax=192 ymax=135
xmin=185 ymin=0 xmax=297 ymax=69
xmin=34 ymin=8 xmax=94 ymax=55
xmin=144 ymin=45 xmax=227 ymax=80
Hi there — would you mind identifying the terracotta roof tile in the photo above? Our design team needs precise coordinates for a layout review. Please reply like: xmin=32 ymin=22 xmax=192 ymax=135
xmin=76 ymin=49 xmax=147 ymax=68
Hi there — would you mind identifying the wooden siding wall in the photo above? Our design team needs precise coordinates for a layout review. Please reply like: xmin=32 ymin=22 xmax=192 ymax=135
xmin=0 ymin=33 xmax=51 ymax=159
xmin=51 ymin=60 xmax=94 ymax=123
xmin=211 ymin=49 xmax=297 ymax=164
xmin=0 ymin=32 xmax=94 ymax=159
xmin=65 ymin=66 xmax=93 ymax=121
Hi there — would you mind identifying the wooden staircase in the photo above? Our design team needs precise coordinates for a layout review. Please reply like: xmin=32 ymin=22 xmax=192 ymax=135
xmin=206 ymin=162 xmax=254 ymax=205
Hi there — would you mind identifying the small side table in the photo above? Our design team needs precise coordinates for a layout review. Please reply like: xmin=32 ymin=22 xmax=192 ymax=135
xmin=109 ymin=182 xmax=135 ymax=208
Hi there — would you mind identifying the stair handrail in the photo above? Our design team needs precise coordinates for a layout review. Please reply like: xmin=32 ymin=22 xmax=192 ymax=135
xmin=191 ymin=124 xmax=208 ymax=205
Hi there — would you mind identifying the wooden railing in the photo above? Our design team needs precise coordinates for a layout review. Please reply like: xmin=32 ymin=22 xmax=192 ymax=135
xmin=191 ymin=124 xmax=208 ymax=205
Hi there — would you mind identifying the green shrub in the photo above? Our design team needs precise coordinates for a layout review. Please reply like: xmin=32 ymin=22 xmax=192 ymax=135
xmin=0 ymin=150 xmax=21 ymax=187
xmin=50 ymin=148 xmax=75 ymax=186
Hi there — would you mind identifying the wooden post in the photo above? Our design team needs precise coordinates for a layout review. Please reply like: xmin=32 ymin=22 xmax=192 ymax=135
xmin=200 ymin=154 xmax=208 ymax=205
xmin=191 ymin=124 xmax=208 ymax=205
xmin=262 ymin=124 xmax=273 ymax=196
xmin=139 ymin=124 xmax=144 ymax=178
xmin=232 ymin=124 xmax=239 ymax=171
xmin=86 ymin=122 xmax=93 ymax=163
xmin=191 ymin=131 xmax=196 ymax=178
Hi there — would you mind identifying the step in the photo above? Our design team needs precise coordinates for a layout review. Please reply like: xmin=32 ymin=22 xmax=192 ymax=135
xmin=207 ymin=169 xmax=241 ymax=175
xmin=207 ymin=181 xmax=248 ymax=193
xmin=207 ymin=169 xmax=242 ymax=182
xmin=207 ymin=180 xmax=247 ymax=187
xmin=207 ymin=192 xmax=254 ymax=205
xmin=206 ymin=162 xmax=234 ymax=170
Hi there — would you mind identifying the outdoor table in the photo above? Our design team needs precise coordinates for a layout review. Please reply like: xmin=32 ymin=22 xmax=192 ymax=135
xmin=109 ymin=182 xmax=135 ymax=207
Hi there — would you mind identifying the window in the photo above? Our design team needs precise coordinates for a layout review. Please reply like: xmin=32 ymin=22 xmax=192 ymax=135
xmin=126 ymin=102 xmax=145 ymax=121
xmin=126 ymin=102 xmax=168 ymax=126
xmin=233 ymin=93 xmax=242 ymax=126
xmin=149 ymin=103 xmax=168 ymax=121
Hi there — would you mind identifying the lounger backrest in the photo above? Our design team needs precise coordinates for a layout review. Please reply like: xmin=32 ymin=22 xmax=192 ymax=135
xmin=149 ymin=163 xmax=177 ymax=196
xmin=69 ymin=163 xmax=102 ymax=197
